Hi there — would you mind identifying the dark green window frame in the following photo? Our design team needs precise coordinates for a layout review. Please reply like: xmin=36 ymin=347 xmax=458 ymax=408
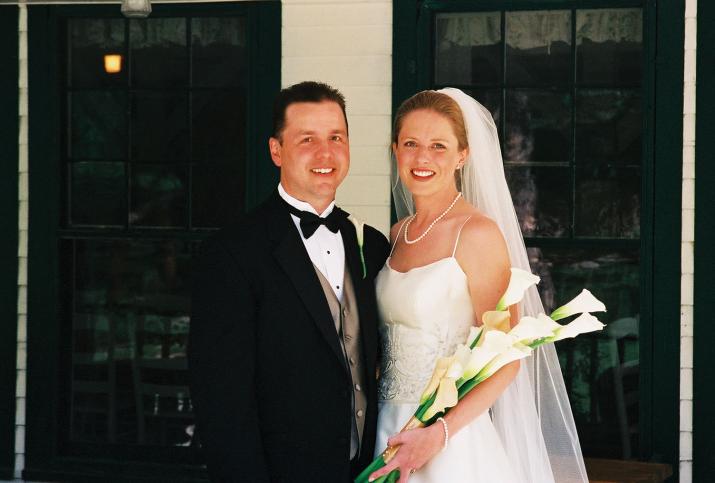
xmin=0 ymin=5 xmax=19 ymax=480
xmin=25 ymin=2 xmax=279 ymax=481
xmin=693 ymin=1 xmax=715 ymax=480
xmin=394 ymin=0 xmax=682 ymax=478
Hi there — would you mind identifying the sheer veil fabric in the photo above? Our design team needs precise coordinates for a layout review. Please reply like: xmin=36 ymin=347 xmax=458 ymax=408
xmin=391 ymin=88 xmax=589 ymax=482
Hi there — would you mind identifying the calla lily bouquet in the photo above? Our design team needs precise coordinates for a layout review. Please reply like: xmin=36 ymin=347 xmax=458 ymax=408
xmin=355 ymin=268 xmax=606 ymax=483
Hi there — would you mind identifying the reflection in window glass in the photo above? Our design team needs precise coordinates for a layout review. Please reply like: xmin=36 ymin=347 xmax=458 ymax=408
xmin=576 ymin=89 xmax=642 ymax=165
xmin=435 ymin=12 xmax=502 ymax=85
xmin=576 ymin=166 xmax=640 ymax=238
xmin=506 ymin=10 xmax=571 ymax=85
xmin=69 ymin=18 xmax=125 ymax=88
xmin=70 ymin=90 xmax=127 ymax=160
xmin=130 ymin=164 xmax=188 ymax=228
xmin=506 ymin=166 xmax=570 ymax=237
xmin=576 ymin=9 xmax=642 ymax=85
xmin=69 ymin=239 xmax=194 ymax=445
xmin=529 ymin=247 xmax=640 ymax=458
xmin=192 ymin=17 xmax=247 ymax=87
xmin=70 ymin=161 xmax=126 ymax=226
xmin=505 ymin=89 xmax=572 ymax=163
xmin=130 ymin=18 xmax=187 ymax=87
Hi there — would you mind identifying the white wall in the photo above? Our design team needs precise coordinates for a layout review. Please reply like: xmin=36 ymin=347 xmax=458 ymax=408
xmin=679 ymin=1 xmax=696 ymax=481
xmin=282 ymin=0 xmax=393 ymax=235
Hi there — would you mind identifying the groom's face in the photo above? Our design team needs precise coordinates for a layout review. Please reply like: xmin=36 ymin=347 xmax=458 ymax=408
xmin=269 ymin=100 xmax=349 ymax=213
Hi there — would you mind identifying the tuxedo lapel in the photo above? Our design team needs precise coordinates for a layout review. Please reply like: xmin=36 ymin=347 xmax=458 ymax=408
xmin=267 ymin=194 xmax=347 ymax=367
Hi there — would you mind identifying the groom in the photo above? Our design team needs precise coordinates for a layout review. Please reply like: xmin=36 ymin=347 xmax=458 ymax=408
xmin=189 ymin=81 xmax=389 ymax=482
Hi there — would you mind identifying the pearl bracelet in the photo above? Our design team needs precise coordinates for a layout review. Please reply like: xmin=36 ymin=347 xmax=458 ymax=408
xmin=436 ymin=417 xmax=449 ymax=450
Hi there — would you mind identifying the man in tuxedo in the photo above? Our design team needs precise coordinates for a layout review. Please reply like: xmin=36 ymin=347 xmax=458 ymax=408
xmin=189 ymin=81 xmax=390 ymax=482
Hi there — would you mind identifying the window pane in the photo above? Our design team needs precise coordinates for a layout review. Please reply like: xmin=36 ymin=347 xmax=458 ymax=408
xmin=505 ymin=89 xmax=572 ymax=163
xmin=69 ymin=18 xmax=126 ymax=88
xmin=192 ymin=17 xmax=247 ymax=87
xmin=131 ymin=92 xmax=189 ymax=161
xmin=577 ymin=9 xmax=643 ymax=85
xmin=576 ymin=89 xmax=641 ymax=165
xmin=70 ymin=161 xmax=126 ymax=226
xmin=192 ymin=90 xmax=246 ymax=162
xmin=576 ymin=166 xmax=640 ymax=239
xmin=435 ymin=12 xmax=502 ymax=85
xmin=130 ymin=164 xmax=188 ymax=228
xmin=506 ymin=10 xmax=571 ymax=85
xmin=69 ymin=239 xmax=194 ymax=445
xmin=528 ymin=246 xmax=639 ymax=458
xmin=464 ymin=88 xmax=502 ymax=128
xmin=192 ymin=162 xmax=245 ymax=228
xmin=506 ymin=166 xmax=570 ymax=237
xmin=130 ymin=18 xmax=187 ymax=87
xmin=70 ymin=90 xmax=127 ymax=160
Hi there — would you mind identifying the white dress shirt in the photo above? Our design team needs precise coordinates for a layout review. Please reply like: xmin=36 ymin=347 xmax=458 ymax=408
xmin=278 ymin=184 xmax=346 ymax=301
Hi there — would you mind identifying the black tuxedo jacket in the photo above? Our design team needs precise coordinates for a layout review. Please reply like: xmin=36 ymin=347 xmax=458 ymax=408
xmin=189 ymin=192 xmax=390 ymax=482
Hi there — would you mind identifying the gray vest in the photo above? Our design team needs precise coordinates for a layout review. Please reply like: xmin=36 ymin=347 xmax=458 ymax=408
xmin=313 ymin=265 xmax=367 ymax=459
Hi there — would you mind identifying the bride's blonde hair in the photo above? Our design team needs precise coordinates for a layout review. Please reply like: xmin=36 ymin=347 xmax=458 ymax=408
xmin=392 ymin=91 xmax=469 ymax=188
xmin=392 ymin=90 xmax=469 ymax=151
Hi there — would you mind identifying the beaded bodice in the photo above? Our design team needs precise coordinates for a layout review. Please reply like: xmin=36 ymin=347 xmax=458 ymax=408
xmin=375 ymin=256 xmax=475 ymax=403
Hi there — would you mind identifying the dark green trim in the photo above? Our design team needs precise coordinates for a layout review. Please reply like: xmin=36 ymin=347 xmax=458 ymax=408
xmin=394 ymin=0 xmax=682 ymax=477
xmin=649 ymin=1 xmax=683 ymax=478
xmin=0 ymin=5 xmax=19 ymax=480
xmin=25 ymin=2 xmax=279 ymax=481
xmin=693 ymin=1 xmax=715 ymax=480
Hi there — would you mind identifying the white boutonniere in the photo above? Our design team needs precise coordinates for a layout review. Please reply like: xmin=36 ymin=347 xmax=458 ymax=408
xmin=347 ymin=214 xmax=367 ymax=279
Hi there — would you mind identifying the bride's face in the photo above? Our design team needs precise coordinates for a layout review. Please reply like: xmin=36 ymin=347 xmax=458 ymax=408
xmin=393 ymin=109 xmax=467 ymax=198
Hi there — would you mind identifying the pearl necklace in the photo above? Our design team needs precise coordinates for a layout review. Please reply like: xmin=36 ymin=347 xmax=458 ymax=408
xmin=404 ymin=192 xmax=462 ymax=244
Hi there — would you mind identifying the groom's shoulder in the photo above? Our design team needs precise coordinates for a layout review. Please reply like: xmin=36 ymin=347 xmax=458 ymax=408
xmin=200 ymin=196 xmax=277 ymax=254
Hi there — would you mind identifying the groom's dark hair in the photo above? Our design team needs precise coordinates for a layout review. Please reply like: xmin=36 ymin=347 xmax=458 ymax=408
xmin=272 ymin=81 xmax=348 ymax=141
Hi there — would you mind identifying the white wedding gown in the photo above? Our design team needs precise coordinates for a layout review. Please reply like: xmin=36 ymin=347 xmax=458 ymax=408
xmin=374 ymin=229 xmax=520 ymax=482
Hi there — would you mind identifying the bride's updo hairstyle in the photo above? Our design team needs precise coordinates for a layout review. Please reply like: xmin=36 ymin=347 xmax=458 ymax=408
xmin=392 ymin=90 xmax=469 ymax=187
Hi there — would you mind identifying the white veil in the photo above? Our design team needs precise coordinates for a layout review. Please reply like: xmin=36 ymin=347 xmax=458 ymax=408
xmin=392 ymin=88 xmax=589 ymax=483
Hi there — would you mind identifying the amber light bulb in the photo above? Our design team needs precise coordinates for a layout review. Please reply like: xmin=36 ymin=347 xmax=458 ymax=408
xmin=104 ymin=54 xmax=122 ymax=74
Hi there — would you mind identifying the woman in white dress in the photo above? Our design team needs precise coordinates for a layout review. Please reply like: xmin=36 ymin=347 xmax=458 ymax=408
xmin=368 ymin=89 xmax=588 ymax=483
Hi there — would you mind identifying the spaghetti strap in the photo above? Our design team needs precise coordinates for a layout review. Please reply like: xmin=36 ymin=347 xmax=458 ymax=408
xmin=452 ymin=216 xmax=473 ymax=257
xmin=389 ymin=217 xmax=410 ymax=257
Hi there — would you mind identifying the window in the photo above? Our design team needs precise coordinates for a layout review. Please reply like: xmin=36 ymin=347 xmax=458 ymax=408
xmin=394 ymin=0 xmax=682 ymax=472
xmin=26 ymin=3 xmax=279 ymax=480
xmin=435 ymin=7 xmax=643 ymax=458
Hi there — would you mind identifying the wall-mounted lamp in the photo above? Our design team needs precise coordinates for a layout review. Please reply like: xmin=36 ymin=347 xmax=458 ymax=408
xmin=121 ymin=0 xmax=152 ymax=18
xmin=104 ymin=54 xmax=123 ymax=74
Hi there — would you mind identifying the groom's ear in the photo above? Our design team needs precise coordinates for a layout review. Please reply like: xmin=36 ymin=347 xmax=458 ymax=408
xmin=269 ymin=137 xmax=282 ymax=167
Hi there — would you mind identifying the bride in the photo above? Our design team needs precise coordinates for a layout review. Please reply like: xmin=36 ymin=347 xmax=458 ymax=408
xmin=368 ymin=89 xmax=588 ymax=482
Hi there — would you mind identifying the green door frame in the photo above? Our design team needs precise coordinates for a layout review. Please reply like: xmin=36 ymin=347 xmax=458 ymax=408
xmin=393 ymin=0 xmax=683 ymax=478
xmin=24 ymin=2 xmax=279 ymax=481
xmin=0 ymin=5 xmax=19 ymax=480
xmin=693 ymin=1 xmax=715 ymax=480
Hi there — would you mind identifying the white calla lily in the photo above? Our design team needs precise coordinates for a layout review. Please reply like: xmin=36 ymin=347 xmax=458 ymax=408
xmin=552 ymin=312 xmax=606 ymax=341
xmin=550 ymin=289 xmax=606 ymax=321
xmin=478 ymin=343 xmax=532 ymax=379
xmin=420 ymin=345 xmax=470 ymax=403
xmin=496 ymin=268 xmax=541 ymax=311
xmin=481 ymin=310 xmax=511 ymax=333
xmin=422 ymin=377 xmax=459 ymax=421
xmin=347 ymin=214 xmax=367 ymax=278
xmin=461 ymin=331 xmax=516 ymax=381
xmin=347 ymin=214 xmax=364 ymax=246
xmin=509 ymin=313 xmax=561 ymax=343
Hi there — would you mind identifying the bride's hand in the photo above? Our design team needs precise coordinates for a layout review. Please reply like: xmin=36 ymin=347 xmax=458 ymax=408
xmin=368 ymin=424 xmax=444 ymax=482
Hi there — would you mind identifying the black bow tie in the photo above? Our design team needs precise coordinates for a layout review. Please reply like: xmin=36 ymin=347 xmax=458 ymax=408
xmin=284 ymin=201 xmax=347 ymax=239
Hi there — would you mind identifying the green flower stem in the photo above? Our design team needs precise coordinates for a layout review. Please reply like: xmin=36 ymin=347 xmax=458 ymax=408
xmin=354 ymin=455 xmax=387 ymax=483
xmin=358 ymin=245 xmax=367 ymax=279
